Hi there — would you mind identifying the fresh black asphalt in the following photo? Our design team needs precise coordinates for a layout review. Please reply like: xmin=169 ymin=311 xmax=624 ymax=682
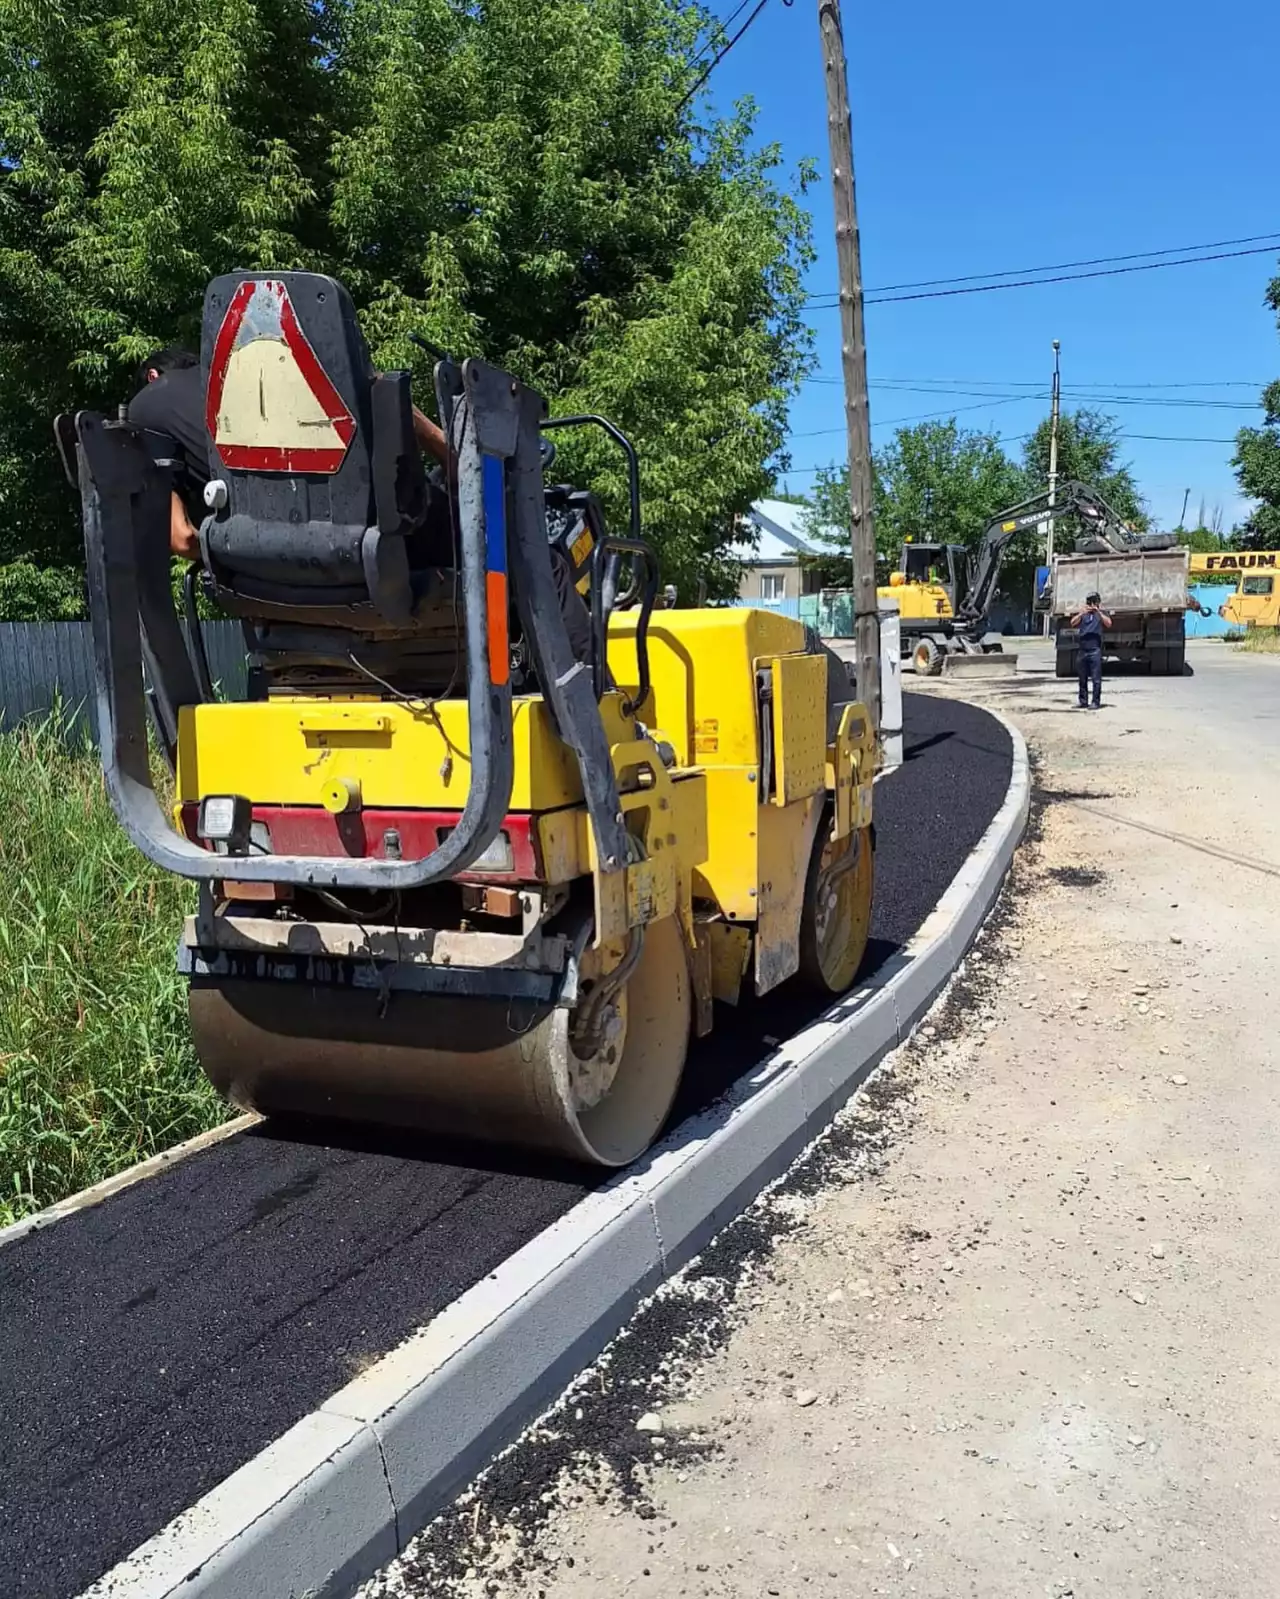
xmin=0 ymin=692 xmax=1011 ymax=1599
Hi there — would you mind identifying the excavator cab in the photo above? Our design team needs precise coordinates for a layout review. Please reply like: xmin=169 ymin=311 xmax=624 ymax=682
xmin=66 ymin=270 xmax=878 ymax=1167
xmin=898 ymin=541 xmax=970 ymax=617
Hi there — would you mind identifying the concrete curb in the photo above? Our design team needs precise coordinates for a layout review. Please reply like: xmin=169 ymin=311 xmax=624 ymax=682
xmin=82 ymin=714 xmax=1030 ymax=1599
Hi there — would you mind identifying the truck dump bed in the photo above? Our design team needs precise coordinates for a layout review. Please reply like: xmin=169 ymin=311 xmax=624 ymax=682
xmin=1051 ymin=548 xmax=1190 ymax=617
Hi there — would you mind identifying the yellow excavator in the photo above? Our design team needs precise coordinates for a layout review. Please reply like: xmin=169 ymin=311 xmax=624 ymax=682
xmin=1188 ymin=551 xmax=1280 ymax=630
xmin=65 ymin=272 xmax=876 ymax=1167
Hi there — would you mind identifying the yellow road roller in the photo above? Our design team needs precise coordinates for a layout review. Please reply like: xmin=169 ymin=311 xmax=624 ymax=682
xmin=68 ymin=271 xmax=875 ymax=1166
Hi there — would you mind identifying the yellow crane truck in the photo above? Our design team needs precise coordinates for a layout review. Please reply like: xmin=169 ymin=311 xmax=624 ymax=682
xmin=1189 ymin=550 xmax=1280 ymax=631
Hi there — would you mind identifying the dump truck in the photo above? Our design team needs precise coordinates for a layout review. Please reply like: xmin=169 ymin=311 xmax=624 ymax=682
xmin=61 ymin=270 xmax=878 ymax=1169
xmin=1050 ymin=547 xmax=1191 ymax=677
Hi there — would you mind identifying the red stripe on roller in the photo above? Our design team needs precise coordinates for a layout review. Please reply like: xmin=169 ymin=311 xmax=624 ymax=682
xmin=486 ymin=569 xmax=510 ymax=685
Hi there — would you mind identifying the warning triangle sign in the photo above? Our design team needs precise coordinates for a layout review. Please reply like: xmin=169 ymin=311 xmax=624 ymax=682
xmin=205 ymin=279 xmax=357 ymax=474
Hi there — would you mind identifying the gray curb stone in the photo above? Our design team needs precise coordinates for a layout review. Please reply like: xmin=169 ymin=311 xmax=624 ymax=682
xmin=81 ymin=714 xmax=1031 ymax=1599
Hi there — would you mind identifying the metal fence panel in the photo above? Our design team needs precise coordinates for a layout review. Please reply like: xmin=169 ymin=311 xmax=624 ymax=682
xmin=0 ymin=620 xmax=248 ymax=743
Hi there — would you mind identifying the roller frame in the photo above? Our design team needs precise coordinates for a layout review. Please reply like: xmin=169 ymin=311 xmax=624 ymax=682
xmin=73 ymin=353 xmax=631 ymax=889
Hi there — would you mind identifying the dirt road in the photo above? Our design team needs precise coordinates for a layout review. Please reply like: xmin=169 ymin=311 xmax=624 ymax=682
xmin=368 ymin=639 xmax=1280 ymax=1599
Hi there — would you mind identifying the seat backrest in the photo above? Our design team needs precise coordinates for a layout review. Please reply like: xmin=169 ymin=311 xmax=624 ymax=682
xmin=198 ymin=272 xmax=426 ymax=628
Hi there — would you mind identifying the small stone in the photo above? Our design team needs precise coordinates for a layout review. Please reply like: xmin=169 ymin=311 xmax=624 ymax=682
xmin=827 ymin=1289 xmax=845 ymax=1304
xmin=942 ymin=1258 xmax=956 ymax=1272
xmin=886 ymin=1540 xmax=900 ymax=1559
xmin=1170 ymin=934 xmax=1182 ymax=945
xmin=636 ymin=1412 xmax=663 ymax=1434
xmin=1128 ymin=1434 xmax=1147 ymax=1447
xmin=1136 ymin=1002 xmax=1150 ymax=1015
xmin=795 ymin=1388 xmax=819 ymax=1407
xmin=1169 ymin=1074 xmax=1188 ymax=1086
xmin=1151 ymin=1244 xmax=1166 ymax=1259
xmin=1128 ymin=1289 xmax=1147 ymax=1305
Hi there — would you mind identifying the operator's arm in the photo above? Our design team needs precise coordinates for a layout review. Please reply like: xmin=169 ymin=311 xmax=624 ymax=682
xmin=170 ymin=492 xmax=200 ymax=560
xmin=1069 ymin=609 xmax=1085 ymax=627
xmin=412 ymin=407 xmax=449 ymax=466
xmin=1100 ymin=609 xmax=1113 ymax=629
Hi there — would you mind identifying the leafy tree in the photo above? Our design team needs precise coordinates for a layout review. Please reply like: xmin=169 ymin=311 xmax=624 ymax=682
xmin=1178 ymin=526 xmax=1228 ymax=554
xmin=1022 ymin=408 xmax=1147 ymax=527
xmin=0 ymin=0 xmax=813 ymax=606
xmin=800 ymin=420 xmax=1026 ymax=587
xmin=0 ymin=562 xmax=86 ymax=621
xmin=1232 ymin=266 xmax=1280 ymax=549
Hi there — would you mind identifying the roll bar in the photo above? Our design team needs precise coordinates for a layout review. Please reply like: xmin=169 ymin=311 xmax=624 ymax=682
xmin=72 ymin=358 xmax=523 ymax=889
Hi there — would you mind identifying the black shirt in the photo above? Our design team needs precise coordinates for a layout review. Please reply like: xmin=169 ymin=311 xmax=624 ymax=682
xmin=127 ymin=367 xmax=210 ymax=521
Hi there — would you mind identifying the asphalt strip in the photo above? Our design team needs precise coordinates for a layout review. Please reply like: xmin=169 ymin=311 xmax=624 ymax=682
xmin=0 ymin=692 xmax=1012 ymax=1599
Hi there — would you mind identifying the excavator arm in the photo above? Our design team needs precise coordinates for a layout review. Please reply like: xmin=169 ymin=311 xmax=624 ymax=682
xmin=956 ymin=481 xmax=1132 ymax=631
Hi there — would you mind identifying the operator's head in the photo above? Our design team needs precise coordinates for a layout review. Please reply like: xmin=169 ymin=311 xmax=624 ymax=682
xmin=1086 ymin=591 xmax=1101 ymax=606
xmin=137 ymin=347 xmax=198 ymax=388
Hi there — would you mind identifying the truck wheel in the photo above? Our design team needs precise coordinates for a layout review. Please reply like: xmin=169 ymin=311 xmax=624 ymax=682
xmin=1055 ymin=647 xmax=1074 ymax=679
xmin=1149 ymin=647 xmax=1168 ymax=675
xmin=1167 ymin=644 xmax=1185 ymax=676
xmin=912 ymin=638 xmax=943 ymax=676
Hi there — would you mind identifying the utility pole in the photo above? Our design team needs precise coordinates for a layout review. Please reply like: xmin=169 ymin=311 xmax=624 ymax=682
xmin=1041 ymin=339 xmax=1062 ymax=638
xmin=1179 ymin=487 xmax=1191 ymax=529
xmin=818 ymin=0 xmax=880 ymax=737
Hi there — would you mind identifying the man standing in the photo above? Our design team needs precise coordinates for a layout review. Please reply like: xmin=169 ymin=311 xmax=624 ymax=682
xmin=1069 ymin=590 xmax=1112 ymax=709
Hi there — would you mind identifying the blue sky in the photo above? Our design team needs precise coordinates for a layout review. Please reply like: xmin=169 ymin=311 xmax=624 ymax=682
xmin=705 ymin=0 xmax=1279 ymax=531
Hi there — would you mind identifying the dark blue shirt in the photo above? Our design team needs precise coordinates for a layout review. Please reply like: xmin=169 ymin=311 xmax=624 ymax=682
xmin=1077 ymin=608 xmax=1104 ymax=643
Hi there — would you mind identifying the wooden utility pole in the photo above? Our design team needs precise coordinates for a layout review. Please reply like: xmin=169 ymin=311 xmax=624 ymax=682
xmin=818 ymin=0 xmax=880 ymax=737
xmin=1041 ymin=339 xmax=1062 ymax=637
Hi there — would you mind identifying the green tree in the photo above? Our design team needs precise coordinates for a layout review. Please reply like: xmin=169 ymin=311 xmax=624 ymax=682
xmin=1232 ymin=266 xmax=1280 ymax=549
xmin=800 ymin=420 xmax=1026 ymax=587
xmin=1022 ymin=408 xmax=1147 ymax=527
xmin=0 ymin=0 xmax=813 ymax=607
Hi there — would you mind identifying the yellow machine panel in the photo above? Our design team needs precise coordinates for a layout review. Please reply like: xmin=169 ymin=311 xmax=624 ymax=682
xmin=608 ymin=607 xmax=811 ymax=766
xmin=770 ymin=653 xmax=827 ymax=806
xmin=176 ymin=694 xmax=634 ymax=813
xmin=877 ymin=577 xmax=954 ymax=622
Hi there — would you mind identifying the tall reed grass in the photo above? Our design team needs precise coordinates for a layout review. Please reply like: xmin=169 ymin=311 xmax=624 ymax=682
xmin=0 ymin=715 xmax=226 ymax=1225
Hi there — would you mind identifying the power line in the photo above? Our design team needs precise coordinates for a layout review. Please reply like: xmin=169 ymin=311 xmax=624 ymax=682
xmin=837 ymin=382 xmax=1261 ymax=411
xmin=792 ymin=393 xmax=1035 ymax=436
xmin=804 ymin=230 xmax=1280 ymax=302
xmin=782 ymin=427 xmax=1241 ymax=472
xmin=800 ymin=374 xmax=1267 ymax=388
xmin=819 ymin=242 xmax=1280 ymax=307
xmin=866 ymin=376 xmax=1267 ymax=390
xmin=688 ymin=0 xmax=756 ymax=65
xmin=676 ymin=0 xmax=786 ymax=111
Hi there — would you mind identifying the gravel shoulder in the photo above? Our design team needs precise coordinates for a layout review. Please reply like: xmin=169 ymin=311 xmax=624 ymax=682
xmin=369 ymin=640 xmax=1280 ymax=1599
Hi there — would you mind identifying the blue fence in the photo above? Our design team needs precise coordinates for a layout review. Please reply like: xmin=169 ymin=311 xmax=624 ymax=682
xmin=1185 ymin=583 xmax=1238 ymax=638
xmin=0 ymin=621 xmax=249 ymax=742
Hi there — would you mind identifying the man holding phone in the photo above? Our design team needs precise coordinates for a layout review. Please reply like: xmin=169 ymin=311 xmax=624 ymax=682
xmin=1069 ymin=590 xmax=1112 ymax=709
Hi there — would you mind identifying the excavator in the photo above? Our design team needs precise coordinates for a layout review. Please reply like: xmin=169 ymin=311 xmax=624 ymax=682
xmin=883 ymin=480 xmax=1137 ymax=675
xmin=63 ymin=271 xmax=877 ymax=1167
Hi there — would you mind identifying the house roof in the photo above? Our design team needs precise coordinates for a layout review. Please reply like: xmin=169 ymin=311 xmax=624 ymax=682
xmin=742 ymin=499 xmax=841 ymax=564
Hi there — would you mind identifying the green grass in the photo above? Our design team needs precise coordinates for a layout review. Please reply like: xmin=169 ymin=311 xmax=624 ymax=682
xmin=1230 ymin=628 xmax=1280 ymax=654
xmin=0 ymin=715 xmax=227 ymax=1226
